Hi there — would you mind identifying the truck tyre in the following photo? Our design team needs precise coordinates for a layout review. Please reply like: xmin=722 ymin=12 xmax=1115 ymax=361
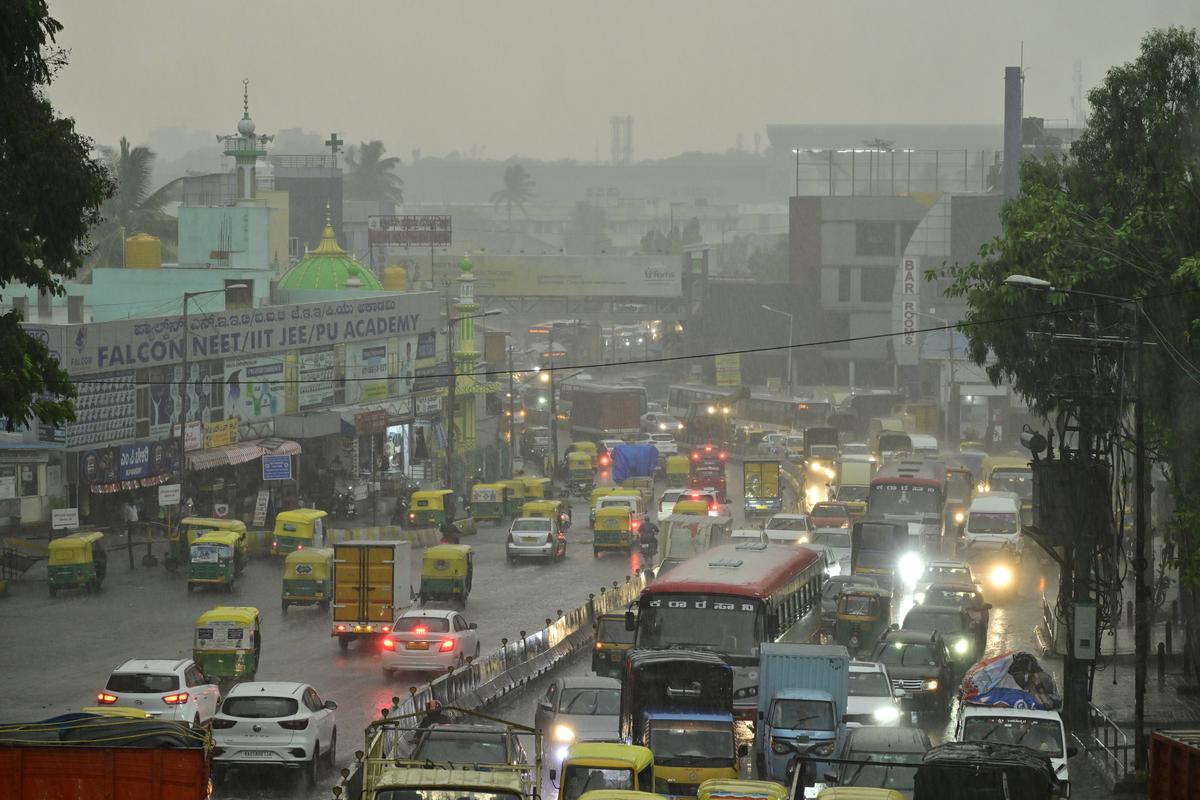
xmin=338 ymin=635 xmax=349 ymax=652
xmin=281 ymin=599 xmax=289 ymax=613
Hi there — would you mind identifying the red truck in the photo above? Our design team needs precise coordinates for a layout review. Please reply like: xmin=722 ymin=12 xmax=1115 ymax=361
xmin=0 ymin=711 xmax=211 ymax=800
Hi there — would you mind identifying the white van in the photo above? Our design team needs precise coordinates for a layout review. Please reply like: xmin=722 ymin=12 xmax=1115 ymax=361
xmin=907 ymin=433 xmax=939 ymax=457
xmin=963 ymin=492 xmax=1022 ymax=551
xmin=956 ymin=705 xmax=1074 ymax=793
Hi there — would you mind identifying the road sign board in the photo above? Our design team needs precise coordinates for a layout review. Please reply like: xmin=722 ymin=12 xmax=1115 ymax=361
xmin=262 ymin=454 xmax=293 ymax=481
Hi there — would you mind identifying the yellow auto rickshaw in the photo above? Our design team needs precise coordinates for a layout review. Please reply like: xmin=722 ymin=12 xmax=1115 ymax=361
xmin=271 ymin=508 xmax=328 ymax=555
xmin=699 ymin=780 xmax=789 ymax=800
xmin=590 ymin=486 xmax=623 ymax=528
xmin=498 ymin=480 xmax=526 ymax=518
xmin=521 ymin=476 xmax=553 ymax=500
xmin=47 ymin=532 xmax=107 ymax=596
xmin=522 ymin=499 xmax=571 ymax=532
xmin=567 ymin=440 xmax=599 ymax=468
xmin=592 ymin=611 xmax=636 ymax=678
xmin=672 ymin=498 xmax=710 ymax=517
xmin=166 ymin=517 xmax=246 ymax=572
xmin=193 ymin=606 xmax=261 ymax=685
xmin=834 ymin=587 xmax=892 ymax=658
xmin=407 ymin=489 xmax=457 ymax=528
xmin=418 ymin=544 xmax=474 ymax=606
xmin=593 ymin=506 xmax=635 ymax=558
xmin=558 ymin=744 xmax=656 ymax=800
xmin=281 ymin=547 xmax=333 ymax=613
xmin=187 ymin=530 xmax=246 ymax=593
xmin=815 ymin=788 xmax=906 ymax=800
xmin=665 ymin=454 xmax=690 ymax=487
xmin=472 ymin=482 xmax=508 ymax=523
xmin=619 ymin=477 xmax=654 ymax=504
xmin=580 ymin=793 xmax=665 ymax=800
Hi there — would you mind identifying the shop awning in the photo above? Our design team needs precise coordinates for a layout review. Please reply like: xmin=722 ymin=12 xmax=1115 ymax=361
xmin=187 ymin=438 xmax=301 ymax=471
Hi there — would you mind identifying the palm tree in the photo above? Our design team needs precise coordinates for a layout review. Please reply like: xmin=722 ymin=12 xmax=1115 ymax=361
xmin=343 ymin=140 xmax=404 ymax=203
xmin=87 ymin=138 xmax=178 ymax=268
xmin=490 ymin=163 xmax=534 ymax=248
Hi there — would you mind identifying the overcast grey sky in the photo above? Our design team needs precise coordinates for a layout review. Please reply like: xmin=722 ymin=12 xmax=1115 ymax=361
xmin=48 ymin=0 xmax=1199 ymax=161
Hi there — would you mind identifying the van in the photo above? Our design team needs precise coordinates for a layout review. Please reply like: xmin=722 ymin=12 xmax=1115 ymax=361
xmin=955 ymin=705 xmax=1074 ymax=794
xmin=962 ymin=492 xmax=1022 ymax=551
xmin=907 ymin=434 xmax=939 ymax=457
xmin=596 ymin=494 xmax=649 ymax=529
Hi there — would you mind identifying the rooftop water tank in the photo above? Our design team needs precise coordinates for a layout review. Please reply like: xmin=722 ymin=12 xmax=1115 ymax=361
xmin=383 ymin=265 xmax=408 ymax=291
xmin=125 ymin=234 xmax=162 ymax=269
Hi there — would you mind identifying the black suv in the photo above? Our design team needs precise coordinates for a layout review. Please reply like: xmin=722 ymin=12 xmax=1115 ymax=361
xmin=869 ymin=628 xmax=955 ymax=718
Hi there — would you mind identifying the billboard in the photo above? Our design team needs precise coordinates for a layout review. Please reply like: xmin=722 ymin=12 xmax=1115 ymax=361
xmin=893 ymin=256 xmax=921 ymax=366
xmin=347 ymin=342 xmax=389 ymax=403
xmin=367 ymin=214 xmax=452 ymax=246
xmin=297 ymin=347 xmax=336 ymax=410
xmin=431 ymin=255 xmax=682 ymax=298
xmin=225 ymin=357 xmax=285 ymax=422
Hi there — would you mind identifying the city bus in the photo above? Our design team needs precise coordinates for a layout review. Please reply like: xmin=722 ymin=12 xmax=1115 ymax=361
xmin=867 ymin=459 xmax=947 ymax=574
xmin=667 ymin=385 xmax=743 ymax=420
xmin=631 ymin=541 xmax=825 ymax=718
xmin=738 ymin=394 xmax=832 ymax=432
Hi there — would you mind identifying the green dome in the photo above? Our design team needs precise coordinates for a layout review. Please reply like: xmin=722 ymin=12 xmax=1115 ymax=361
xmin=278 ymin=222 xmax=382 ymax=291
xmin=459 ymin=253 xmax=474 ymax=273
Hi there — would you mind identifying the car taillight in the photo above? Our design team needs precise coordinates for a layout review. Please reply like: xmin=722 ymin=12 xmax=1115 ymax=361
xmin=336 ymin=624 xmax=347 ymax=632
xmin=439 ymin=639 xmax=456 ymax=652
xmin=414 ymin=626 xmax=427 ymax=634
xmin=631 ymin=519 xmax=640 ymax=530
xmin=381 ymin=625 xmax=390 ymax=633
xmin=691 ymin=452 xmax=700 ymax=461
xmin=718 ymin=452 xmax=727 ymax=460
xmin=272 ymin=540 xmax=278 ymax=548
xmin=211 ymin=717 xmax=236 ymax=729
xmin=704 ymin=445 xmax=713 ymax=452
xmin=709 ymin=504 xmax=717 ymax=512
xmin=278 ymin=718 xmax=309 ymax=730
xmin=162 ymin=692 xmax=189 ymax=705
xmin=97 ymin=692 xmax=117 ymax=704
xmin=382 ymin=637 xmax=396 ymax=650
xmin=297 ymin=544 xmax=303 ymax=550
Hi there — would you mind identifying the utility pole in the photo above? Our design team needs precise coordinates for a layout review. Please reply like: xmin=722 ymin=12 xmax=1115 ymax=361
xmin=507 ymin=346 xmax=516 ymax=479
xmin=444 ymin=294 xmax=456 ymax=491
xmin=547 ymin=334 xmax=559 ymax=486
xmin=1134 ymin=301 xmax=1149 ymax=772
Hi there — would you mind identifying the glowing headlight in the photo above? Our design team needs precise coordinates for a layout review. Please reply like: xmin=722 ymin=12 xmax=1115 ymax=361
xmin=990 ymin=564 xmax=1014 ymax=588
xmin=677 ymin=423 xmax=684 ymax=430
xmin=925 ymin=679 xmax=939 ymax=691
xmin=553 ymin=724 xmax=576 ymax=743
xmin=914 ymin=592 xmax=926 ymax=605
xmin=954 ymin=511 xmax=965 ymax=524
xmin=554 ymin=745 xmax=569 ymax=762
xmin=659 ymin=423 xmax=668 ymax=431
xmin=953 ymin=638 xmax=970 ymax=655
xmin=873 ymin=706 xmax=900 ymax=723
xmin=809 ymin=462 xmax=823 ymax=474
xmin=898 ymin=552 xmax=925 ymax=585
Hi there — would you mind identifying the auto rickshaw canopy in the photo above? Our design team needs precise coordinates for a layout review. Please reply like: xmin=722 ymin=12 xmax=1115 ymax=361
xmin=698 ymin=779 xmax=789 ymax=800
xmin=194 ymin=606 xmax=260 ymax=649
xmin=568 ymin=441 xmax=598 ymax=457
xmin=283 ymin=547 xmax=332 ymax=579
xmin=590 ymin=486 xmax=623 ymax=506
xmin=423 ymin=544 xmax=473 ymax=577
xmin=181 ymin=517 xmax=246 ymax=535
xmin=274 ymin=508 xmax=328 ymax=529
xmin=522 ymin=500 xmax=562 ymax=518
xmin=48 ymin=532 xmax=104 ymax=565
xmin=521 ymin=476 xmax=553 ymax=498
xmin=191 ymin=530 xmax=243 ymax=548
xmin=472 ymin=483 xmax=506 ymax=502
xmin=594 ymin=506 xmax=633 ymax=530
xmin=497 ymin=480 xmax=527 ymax=499
xmin=672 ymin=499 xmax=709 ymax=516
xmin=564 ymin=742 xmax=654 ymax=772
xmin=579 ymin=792 xmax=667 ymax=800
xmin=836 ymin=587 xmax=891 ymax=618
xmin=814 ymin=787 xmax=907 ymax=800
xmin=666 ymin=454 xmax=690 ymax=473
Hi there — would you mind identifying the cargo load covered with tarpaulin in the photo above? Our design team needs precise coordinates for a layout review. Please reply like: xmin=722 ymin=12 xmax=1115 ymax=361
xmin=611 ymin=444 xmax=658 ymax=483
xmin=960 ymin=650 xmax=1062 ymax=710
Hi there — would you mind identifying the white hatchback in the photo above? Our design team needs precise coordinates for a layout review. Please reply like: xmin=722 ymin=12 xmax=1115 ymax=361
xmin=97 ymin=658 xmax=220 ymax=727
xmin=382 ymin=609 xmax=481 ymax=675
xmin=212 ymin=681 xmax=337 ymax=786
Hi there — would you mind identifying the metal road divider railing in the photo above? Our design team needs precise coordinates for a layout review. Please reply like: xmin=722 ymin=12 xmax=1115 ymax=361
xmin=334 ymin=570 xmax=650 ymax=797
xmin=1086 ymin=702 xmax=1132 ymax=785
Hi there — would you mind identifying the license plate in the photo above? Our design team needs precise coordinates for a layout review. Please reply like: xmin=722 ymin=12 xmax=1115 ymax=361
xmin=240 ymin=750 xmax=276 ymax=759
xmin=406 ymin=641 xmax=430 ymax=650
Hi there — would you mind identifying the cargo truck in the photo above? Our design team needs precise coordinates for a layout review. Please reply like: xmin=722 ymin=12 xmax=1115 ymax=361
xmin=743 ymin=460 xmax=783 ymax=519
xmin=568 ymin=384 xmax=646 ymax=439
xmin=755 ymin=643 xmax=850 ymax=787
xmin=332 ymin=540 xmax=413 ymax=651
xmin=850 ymin=520 xmax=908 ymax=593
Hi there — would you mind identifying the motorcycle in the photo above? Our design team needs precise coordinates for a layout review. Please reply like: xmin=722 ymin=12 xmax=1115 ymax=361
xmin=333 ymin=488 xmax=357 ymax=520
xmin=639 ymin=523 xmax=659 ymax=556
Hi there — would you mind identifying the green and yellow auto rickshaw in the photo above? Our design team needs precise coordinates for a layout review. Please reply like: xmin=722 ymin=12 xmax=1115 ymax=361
xmin=498 ymin=480 xmax=527 ymax=518
xmin=558 ymin=744 xmax=656 ymax=800
xmin=593 ymin=506 xmax=635 ymax=558
xmin=418 ymin=544 xmax=474 ymax=606
xmin=521 ymin=476 xmax=553 ymax=501
xmin=699 ymin=780 xmax=789 ymax=800
xmin=590 ymin=486 xmax=623 ymax=528
xmin=281 ymin=547 xmax=333 ymax=612
xmin=193 ymin=606 xmax=261 ymax=685
xmin=665 ymin=455 xmax=690 ymax=487
xmin=619 ymin=477 xmax=654 ymax=505
xmin=271 ymin=508 xmax=328 ymax=555
xmin=47 ymin=532 xmax=107 ymax=596
xmin=834 ymin=586 xmax=892 ymax=658
xmin=568 ymin=450 xmax=595 ymax=486
xmin=166 ymin=517 xmax=246 ymax=572
xmin=567 ymin=440 xmax=599 ymax=468
xmin=592 ymin=611 xmax=636 ymax=678
xmin=471 ymin=482 xmax=508 ymax=523
xmin=187 ymin=530 xmax=246 ymax=593
xmin=522 ymin=499 xmax=571 ymax=533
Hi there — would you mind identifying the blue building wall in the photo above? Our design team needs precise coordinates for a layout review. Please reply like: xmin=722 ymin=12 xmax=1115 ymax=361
xmin=178 ymin=204 xmax=272 ymax=269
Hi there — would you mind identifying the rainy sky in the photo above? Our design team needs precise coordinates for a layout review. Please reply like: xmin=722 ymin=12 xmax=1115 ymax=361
xmin=48 ymin=0 xmax=1199 ymax=161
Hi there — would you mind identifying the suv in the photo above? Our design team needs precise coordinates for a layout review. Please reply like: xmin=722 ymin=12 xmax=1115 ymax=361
xmin=506 ymin=517 xmax=566 ymax=563
xmin=902 ymin=604 xmax=980 ymax=669
xmin=97 ymin=658 xmax=220 ymax=726
xmin=869 ymin=629 xmax=955 ymax=718
xmin=211 ymin=681 xmax=337 ymax=786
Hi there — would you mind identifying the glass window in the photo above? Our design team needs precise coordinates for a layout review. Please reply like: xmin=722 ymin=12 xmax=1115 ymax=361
xmin=769 ymin=698 xmax=835 ymax=730
xmin=19 ymin=464 xmax=38 ymax=497
xmin=856 ymin=222 xmax=895 ymax=257
xmin=961 ymin=717 xmax=1064 ymax=757
xmin=876 ymin=642 xmax=939 ymax=667
xmin=813 ymin=532 xmax=851 ymax=549
xmin=968 ymin=512 xmax=1018 ymax=533
xmin=838 ymin=269 xmax=852 ymax=302
xmin=412 ymin=730 xmax=509 ymax=764
xmin=394 ymin=616 xmax=450 ymax=633
xmin=561 ymin=766 xmax=633 ymax=800
xmin=376 ymin=792 xmax=521 ymax=800
xmin=558 ymin=687 xmax=621 ymax=716
xmin=511 ymin=519 xmax=553 ymax=533
xmin=106 ymin=673 xmax=179 ymax=693
xmin=650 ymin=721 xmax=735 ymax=765
xmin=860 ymin=268 xmax=896 ymax=301
xmin=595 ymin=617 xmax=635 ymax=644
xmin=637 ymin=594 xmax=763 ymax=659
xmin=904 ymin=611 xmax=967 ymax=634
xmin=221 ymin=696 xmax=299 ymax=718
xmin=848 ymin=671 xmax=892 ymax=697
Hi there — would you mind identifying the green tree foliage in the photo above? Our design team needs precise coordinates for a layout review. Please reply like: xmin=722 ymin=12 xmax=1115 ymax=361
xmin=948 ymin=27 xmax=1200 ymax=582
xmin=0 ymin=1 xmax=112 ymax=430
xmin=87 ymin=137 xmax=178 ymax=267
xmin=490 ymin=163 xmax=535 ymax=242
xmin=748 ymin=237 xmax=790 ymax=281
xmin=344 ymin=140 xmax=404 ymax=203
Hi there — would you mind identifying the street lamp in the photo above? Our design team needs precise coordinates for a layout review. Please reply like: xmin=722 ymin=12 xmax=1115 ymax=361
xmin=444 ymin=308 xmax=502 ymax=493
xmin=179 ymin=285 xmax=247 ymax=493
xmin=761 ymin=305 xmax=794 ymax=394
xmin=1007 ymin=273 xmax=1149 ymax=766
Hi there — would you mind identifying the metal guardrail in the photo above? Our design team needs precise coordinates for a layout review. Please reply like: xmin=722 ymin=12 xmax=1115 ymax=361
xmin=1087 ymin=702 xmax=1132 ymax=784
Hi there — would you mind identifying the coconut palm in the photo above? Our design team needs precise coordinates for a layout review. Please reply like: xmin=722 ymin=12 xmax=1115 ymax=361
xmin=343 ymin=140 xmax=404 ymax=203
xmin=490 ymin=163 xmax=534 ymax=246
xmin=86 ymin=138 xmax=178 ymax=268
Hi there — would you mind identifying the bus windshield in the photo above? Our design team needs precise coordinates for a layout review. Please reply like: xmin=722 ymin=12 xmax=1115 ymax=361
xmin=637 ymin=593 xmax=764 ymax=661
xmin=990 ymin=469 xmax=1033 ymax=501
xmin=868 ymin=484 xmax=942 ymax=516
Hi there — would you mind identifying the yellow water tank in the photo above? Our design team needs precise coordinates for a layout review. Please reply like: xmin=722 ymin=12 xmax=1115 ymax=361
xmin=125 ymin=234 xmax=162 ymax=269
xmin=383 ymin=265 xmax=408 ymax=291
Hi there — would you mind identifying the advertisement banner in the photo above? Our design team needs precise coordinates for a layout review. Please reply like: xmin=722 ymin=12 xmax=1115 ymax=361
xmin=150 ymin=363 xmax=210 ymax=440
xmin=203 ymin=418 xmax=240 ymax=449
xmin=298 ymin=347 xmax=336 ymax=409
xmin=893 ymin=256 xmax=921 ymax=366
xmin=225 ymin=357 xmax=284 ymax=422
xmin=715 ymin=353 xmax=742 ymax=387
xmin=397 ymin=335 xmax=417 ymax=397
xmin=64 ymin=370 xmax=137 ymax=448
xmin=431 ymin=255 xmax=683 ymax=299
xmin=79 ymin=439 xmax=180 ymax=487
xmin=347 ymin=343 xmax=389 ymax=403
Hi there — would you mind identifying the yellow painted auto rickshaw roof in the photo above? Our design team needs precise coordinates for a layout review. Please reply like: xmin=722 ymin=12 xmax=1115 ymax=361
xmin=473 ymin=482 xmax=507 ymax=492
xmin=672 ymin=500 xmax=709 ymax=512
xmin=48 ymin=532 xmax=104 ymax=550
xmin=374 ymin=767 xmax=524 ymax=793
xmin=982 ymin=455 xmax=1030 ymax=470
xmin=497 ymin=480 xmax=526 ymax=491
xmin=591 ymin=487 xmax=623 ymax=501
xmin=815 ymin=787 xmax=907 ymax=800
xmin=424 ymin=544 xmax=473 ymax=559
xmin=698 ymin=779 xmax=789 ymax=800
xmin=568 ymin=451 xmax=593 ymax=461
xmin=275 ymin=508 xmax=328 ymax=523
xmin=180 ymin=517 xmax=246 ymax=532
xmin=191 ymin=530 xmax=243 ymax=546
xmin=522 ymin=476 xmax=552 ymax=486
xmin=523 ymin=499 xmax=559 ymax=511
xmin=196 ymin=606 xmax=260 ymax=626
xmin=81 ymin=706 xmax=153 ymax=719
xmin=580 ymin=792 xmax=667 ymax=800
xmin=566 ymin=743 xmax=654 ymax=770
xmin=570 ymin=441 xmax=598 ymax=453
xmin=284 ymin=547 xmax=333 ymax=565
xmin=666 ymin=454 xmax=690 ymax=464
xmin=595 ymin=506 xmax=632 ymax=519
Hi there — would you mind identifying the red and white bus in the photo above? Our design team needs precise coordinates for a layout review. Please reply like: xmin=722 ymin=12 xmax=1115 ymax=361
xmin=632 ymin=541 xmax=825 ymax=717
xmin=867 ymin=458 xmax=947 ymax=579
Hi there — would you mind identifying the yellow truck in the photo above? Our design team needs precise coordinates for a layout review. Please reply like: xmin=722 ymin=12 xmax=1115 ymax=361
xmin=331 ymin=540 xmax=413 ymax=651
xmin=743 ymin=459 xmax=783 ymax=520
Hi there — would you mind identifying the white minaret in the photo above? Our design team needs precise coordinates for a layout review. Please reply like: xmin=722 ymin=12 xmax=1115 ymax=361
xmin=218 ymin=79 xmax=273 ymax=202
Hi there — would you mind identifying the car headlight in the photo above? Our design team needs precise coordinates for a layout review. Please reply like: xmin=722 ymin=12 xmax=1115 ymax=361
xmin=810 ymin=741 xmax=836 ymax=757
xmin=873 ymin=705 xmax=900 ymax=723
xmin=809 ymin=463 xmax=822 ymax=473
xmin=953 ymin=638 xmax=970 ymax=655
xmin=954 ymin=511 xmax=965 ymax=524
xmin=914 ymin=592 xmax=926 ymax=605
xmin=898 ymin=552 xmax=925 ymax=585
xmin=990 ymin=564 xmax=1014 ymax=588
xmin=554 ymin=745 xmax=569 ymax=762
xmin=925 ymin=679 xmax=939 ymax=691
xmin=553 ymin=724 xmax=576 ymax=743
xmin=771 ymin=738 xmax=793 ymax=755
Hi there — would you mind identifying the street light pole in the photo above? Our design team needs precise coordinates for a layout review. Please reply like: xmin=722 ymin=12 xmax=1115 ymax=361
xmin=507 ymin=346 xmax=516 ymax=479
xmin=762 ymin=305 xmax=794 ymax=394
xmin=547 ymin=332 xmax=559 ymax=484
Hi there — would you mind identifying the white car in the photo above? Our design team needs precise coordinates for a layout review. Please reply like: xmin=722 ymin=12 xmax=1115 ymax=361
xmin=732 ymin=528 xmax=768 ymax=544
xmin=956 ymin=705 xmax=1074 ymax=792
xmin=764 ymin=513 xmax=814 ymax=542
xmin=914 ymin=559 xmax=979 ymax=598
xmin=640 ymin=412 xmax=682 ymax=433
xmin=212 ymin=681 xmax=337 ymax=786
xmin=846 ymin=660 xmax=904 ymax=726
xmin=97 ymin=658 xmax=220 ymax=726
xmin=382 ymin=609 xmax=481 ymax=675
xmin=646 ymin=433 xmax=678 ymax=456
xmin=506 ymin=517 xmax=567 ymax=562
xmin=810 ymin=527 xmax=852 ymax=571
xmin=658 ymin=489 xmax=685 ymax=518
